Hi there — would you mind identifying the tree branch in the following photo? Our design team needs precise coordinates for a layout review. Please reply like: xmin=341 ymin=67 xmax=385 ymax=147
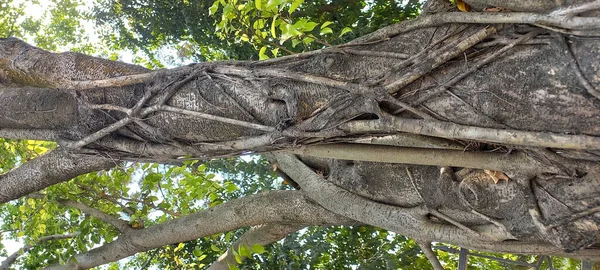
xmin=285 ymin=144 xmax=532 ymax=172
xmin=43 ymin=191 xmax=352 ymax=269
xmin=354 ymin=5 xmax=600 ymax=45
xmin=273 ymin=154 xmax=600 ymax=261
xmin=207 ymin=224 xmax=303 ymax=270
xmin=417 ymin=241 xmax=445 ymax=270
xmin=0 ymin=232 xmax=79 ymax=270
xmin=0 ymin=149 xmax=114 ymax=204
xmin=29 ymin=193 xmax=131 ymax=233
xmin=341 ymin=117 xmax=600 ymax=150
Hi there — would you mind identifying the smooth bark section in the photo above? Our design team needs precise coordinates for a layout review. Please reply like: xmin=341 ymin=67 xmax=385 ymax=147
xmin=207 ymin=224 xmax=303 ymax=270
xmin=0 ymin=87 xmax=77 ymax=130
xmin=286 ymin=144 xmax=532 ymax=172
xmin=0 ymin=149 xmax=114 ymax=203
xmin=44 ymin=191 xmax=351 ymax=270
xmin=342 ymin=118 xmax=600 ymax=150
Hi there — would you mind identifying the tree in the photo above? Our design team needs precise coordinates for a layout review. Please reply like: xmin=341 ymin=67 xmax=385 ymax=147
xmin=1 ymin=0 xmax=600 ymax=269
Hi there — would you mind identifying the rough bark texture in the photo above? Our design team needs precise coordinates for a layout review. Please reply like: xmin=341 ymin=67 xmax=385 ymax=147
xmin=2 ymin=0 xmax=600 ymax=268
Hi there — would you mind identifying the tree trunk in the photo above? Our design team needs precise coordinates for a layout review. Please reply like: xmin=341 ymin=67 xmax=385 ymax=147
xmin=2 ymin=0 xmax=600 ymax=267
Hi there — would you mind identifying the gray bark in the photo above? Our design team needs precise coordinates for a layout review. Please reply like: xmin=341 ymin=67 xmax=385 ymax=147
xmin=1 ymin=0 xmax=600 ymax=268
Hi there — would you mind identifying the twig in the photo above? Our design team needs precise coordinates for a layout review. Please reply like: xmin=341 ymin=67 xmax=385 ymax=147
xmin=341 ymin=49 xmax=409 ymax=59
xmin=213 ymin=66 xmax=376 ymax=96
xmin=66 ymin=73 xmax=153 ymax=90
xmin=417 ymin=241 xmax=445 ymax=270
xmin=356 ymin=7 xmax=600 ymax=44
xmin=384 ymin=96 xmax=432 ymax=119
xmin=29 ymin=193 xmax=132 ymax=233
xmin=553 ymin=33 xmax=600 ymax=100
xmin=341 ymin=116 xmax=600 ymax=150
xmin=86 ymin=103 xmax=132 ymax=115
xmin=159 ymin=105 xmax=276 ymax=132
xmin=385 ymin=26 xmax=498 ymax=94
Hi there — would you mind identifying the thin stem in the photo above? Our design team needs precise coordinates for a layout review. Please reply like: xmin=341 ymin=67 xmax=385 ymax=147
xmin=341 ymin=117 xmax=600 ymax=150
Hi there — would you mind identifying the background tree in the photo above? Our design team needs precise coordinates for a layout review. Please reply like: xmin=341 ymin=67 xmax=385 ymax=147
xmin=1 ymin=0 xmax=600 ymax=269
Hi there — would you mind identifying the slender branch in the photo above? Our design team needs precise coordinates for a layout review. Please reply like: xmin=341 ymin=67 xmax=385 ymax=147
xmin=212 ymin=66 xmax=376 ymax=96
xmin=207 ymin=224 xmax=302 ymax=270
xmin=66 ymin=73 xmax=154 ymax=90
xmin=342 ymin=49 xmax=409 ymax=59
xmin=29 ymin=193 xmax=131 ymax=233
xmin=355 ymin=7 xmax=600 ymax=45
xmin=159 ymin=105 xmax=276 ymax=132
xmin=341 ymin=117 xmax=600 ymax=150
xmin=43 ymin=191 xmax=352 ymax=269
xmin=115 ymin=195 xmax=181 ymax=217
xmin=285 ymin=144 xmax=532 ymax=172
xmin=0 ymin=232 xmax=79 ymax=270
xmin=417 ymin=241 xmax=445 ymax=270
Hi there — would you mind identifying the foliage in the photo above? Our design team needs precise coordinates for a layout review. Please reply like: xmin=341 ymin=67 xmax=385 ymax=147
xmin=210 ymin=0 xmax=421 ymax=59
xmin=92 ymin=0 xmax=421 ymax=63
xmin=0 ymin=0 xmax=96 ymax=54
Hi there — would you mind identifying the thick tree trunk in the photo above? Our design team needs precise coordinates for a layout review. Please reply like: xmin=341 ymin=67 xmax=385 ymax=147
xmin=2 ymin=1 xmax=600 ymax=267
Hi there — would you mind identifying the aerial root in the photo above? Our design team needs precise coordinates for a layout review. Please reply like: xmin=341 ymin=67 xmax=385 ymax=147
xmin=416 ymin=241 xmax=445 ymax=270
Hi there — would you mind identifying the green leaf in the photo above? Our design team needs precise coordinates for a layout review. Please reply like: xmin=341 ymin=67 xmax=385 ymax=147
xmin=234 ymin=254 xmax=243 ymax=264
xmin=174 ymin=242 xmax=185 ymax=252
xmin=259 ymin=46 xmax=269 ymax=60
xmin=292 ymin=39 xmax=301 ymax=48
xmin=210 ymin=244 xmax=221 ymax=252
xmin=339 ymin=27 xmax=353 ymax=37
xmin=271 ymin=15 xmax=279 ymax=37
xmin=299 ymin=21 xmax=318 ymax=32
xmin=193 ymin=247 xmax=203 ymax=257
xmin=320 ymin=21 xmax=334 ymax=29
xmin=320 ymin=27 xmax=333 ymax=35
xmin=289 ymin=0 xmax=303 ymax=14
xmin=225 ymin=182 xmax=239 ymax=193
xmin=209 ymin=1 xmax=220 ymax=15
xmin=251 ymin=244 xmax=266 ymax=254
xmin=271 ymin=47 xmax=279 ymax=57
xmin=255 ymin=0 xmax=262 ymax=10
xmin=239 ymin=244 xmax=250 ymax=257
